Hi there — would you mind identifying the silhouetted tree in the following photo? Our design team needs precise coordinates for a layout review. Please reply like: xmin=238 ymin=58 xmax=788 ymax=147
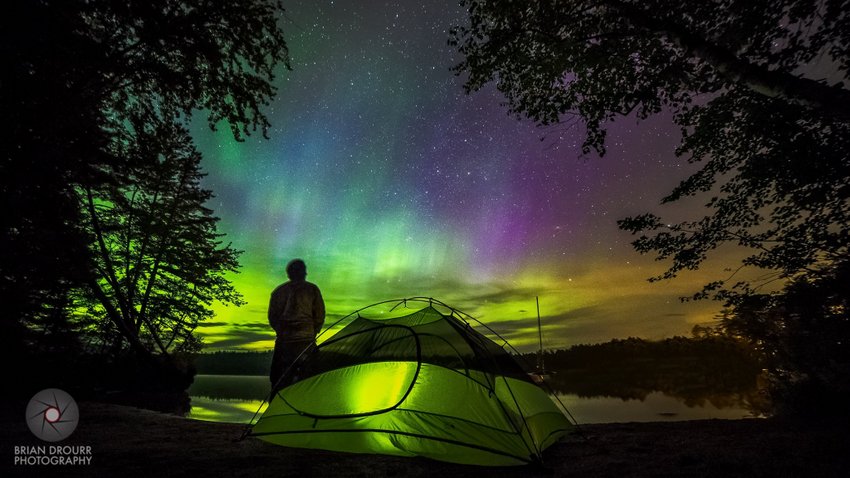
xmin=78 ymin=120 xmax=244 ymax=358
xmin=452 ymin=0 xmax=850 ymax=414
xmin=715 ymin=262 xmax=850 ymax=415
xmin=1 ymin=1 xmax=289 ymax=361
xmin=451 ymin=0 xmax=850 ymax=300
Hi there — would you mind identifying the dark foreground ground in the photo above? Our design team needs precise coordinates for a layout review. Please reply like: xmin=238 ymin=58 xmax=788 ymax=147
xmin=1 ymin=402 xmax=847 ymax=477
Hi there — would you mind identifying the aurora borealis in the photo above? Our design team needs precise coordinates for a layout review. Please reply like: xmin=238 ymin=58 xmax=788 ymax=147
xmin=191 ymin=0 xmax=729 ymax=351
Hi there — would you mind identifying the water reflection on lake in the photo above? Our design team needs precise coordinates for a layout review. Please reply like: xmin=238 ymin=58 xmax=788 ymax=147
xmin=188 ymin=396 xmax=267 ymax=423
xmin=188 ymin=374 xmax=760 ymax=424
xmin=559 ymin=392 xmax=756 ymax=423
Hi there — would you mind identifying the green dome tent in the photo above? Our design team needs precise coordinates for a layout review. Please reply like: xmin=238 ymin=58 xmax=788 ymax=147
xmin=249 ymin=298 xmax=573 ymax=465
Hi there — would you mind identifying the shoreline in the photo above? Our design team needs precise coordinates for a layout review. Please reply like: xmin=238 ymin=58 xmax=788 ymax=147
xmin=1 ymin=402 xmax=846 ymax=477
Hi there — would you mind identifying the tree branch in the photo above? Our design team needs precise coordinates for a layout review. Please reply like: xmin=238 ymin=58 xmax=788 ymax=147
xmin=604 ymin=0 xmax=850 ymax=118
xmin=83 ymin=186 xmax=134 ymax=331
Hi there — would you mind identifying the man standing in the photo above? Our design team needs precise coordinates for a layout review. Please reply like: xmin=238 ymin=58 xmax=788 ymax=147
xmin=268 ymin=259 xmax=325 ymax=389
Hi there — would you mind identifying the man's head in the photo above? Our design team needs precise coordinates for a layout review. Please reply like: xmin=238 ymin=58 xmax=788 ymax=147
xmin=286 ymin=259 xmax=307 ymax=281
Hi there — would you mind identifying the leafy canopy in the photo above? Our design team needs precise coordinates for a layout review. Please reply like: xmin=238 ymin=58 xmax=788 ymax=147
xmin=1 ymin=0 xmax=289 ymax=358
xmin=79 ymin=120 xmax=244 ymax=355
xmin=451 ymin=0 xmax=850 ymax=300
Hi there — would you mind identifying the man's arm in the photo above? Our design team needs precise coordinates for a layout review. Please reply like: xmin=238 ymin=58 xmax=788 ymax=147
xmin=268 ymin=288 xmax=285 ymax=333
xmin=313 ymin=287 xmax=325 ymax=335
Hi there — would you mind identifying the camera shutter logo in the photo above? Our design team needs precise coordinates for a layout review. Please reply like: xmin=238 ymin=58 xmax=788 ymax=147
xmin=26 ymin=389 xmax=79 ymax=442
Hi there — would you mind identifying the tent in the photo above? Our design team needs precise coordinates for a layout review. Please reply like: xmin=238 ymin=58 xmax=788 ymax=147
xmin=249 ymin=298 xmax=573 ymax=465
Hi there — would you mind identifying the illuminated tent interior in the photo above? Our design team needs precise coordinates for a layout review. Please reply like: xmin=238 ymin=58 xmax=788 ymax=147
xmin=249 ymin=298 xmax=574 ymax=465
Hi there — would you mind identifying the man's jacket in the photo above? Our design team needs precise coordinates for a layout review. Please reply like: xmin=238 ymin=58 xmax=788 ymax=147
xmin=268 ymin=280 xmax=325 ymax=342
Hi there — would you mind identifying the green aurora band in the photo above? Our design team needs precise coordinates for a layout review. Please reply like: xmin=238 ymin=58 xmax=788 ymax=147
xmin=191 ymin=0 xmax=727 ymax=352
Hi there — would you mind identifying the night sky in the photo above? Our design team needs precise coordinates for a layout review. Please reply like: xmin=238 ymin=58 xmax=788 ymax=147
xmin=191 ymin=0 xmax=731 ymax=351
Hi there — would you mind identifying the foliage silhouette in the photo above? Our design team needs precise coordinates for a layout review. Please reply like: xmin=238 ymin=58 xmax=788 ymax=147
xmin=452 ymin=0 xmax=850 ymax=414
xmin=451 ymin=0 xmax=850 ymax=299
xmin=78 ymin=120 xmax=244 ymax=357
xmin=713 ymin=262 xmax=850 ymax=416
xmin=1 ymin=0 xmax=289 ymax=394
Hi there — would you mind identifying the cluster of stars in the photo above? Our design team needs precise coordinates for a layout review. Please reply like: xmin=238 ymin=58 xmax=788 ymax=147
xmin=193 ymin=0 xmax=723 ymax=351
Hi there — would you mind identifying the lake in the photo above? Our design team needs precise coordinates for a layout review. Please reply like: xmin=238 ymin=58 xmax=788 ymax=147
xmin=187 ymin=374 xmax=761 ymax=424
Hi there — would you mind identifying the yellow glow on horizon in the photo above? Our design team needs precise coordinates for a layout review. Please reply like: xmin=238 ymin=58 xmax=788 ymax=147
xmin=199 ymin=252 xmax=727 ymax=352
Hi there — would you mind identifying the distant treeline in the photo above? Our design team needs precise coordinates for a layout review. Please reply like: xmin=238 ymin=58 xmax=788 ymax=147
xmin=521 ymin=336 xmax=766 ymax=411
xmin=194 ymin=351 xmax=273 ymax=375
xmin=519 ymin=335 xmax=760 ymax=372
